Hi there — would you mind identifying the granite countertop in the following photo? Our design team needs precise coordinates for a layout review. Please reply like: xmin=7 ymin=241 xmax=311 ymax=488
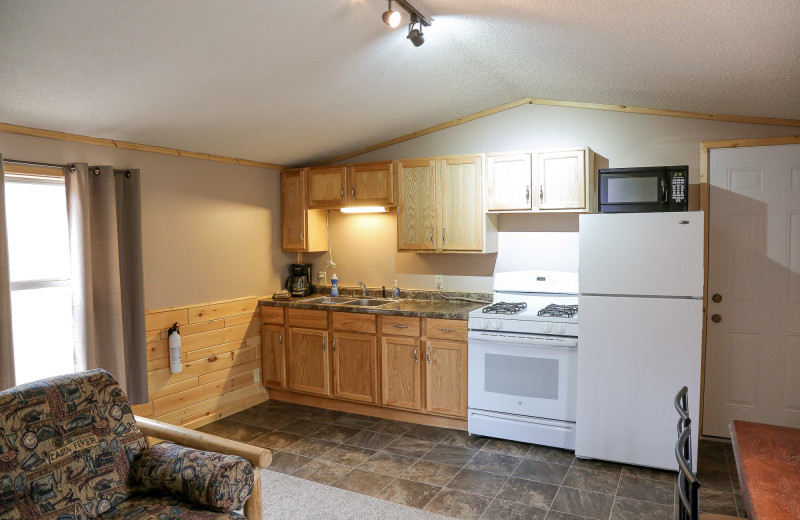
xmin=259 ymin=291 xmax=488 ymax=320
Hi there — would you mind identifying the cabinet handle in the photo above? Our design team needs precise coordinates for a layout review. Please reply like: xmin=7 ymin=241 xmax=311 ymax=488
xmin=426 ymin=346 xmax=430 ymax=364
xmin=299 ymin=231 xmax=304 ymax=243
xmin=341 ymin=186 xmax=344 ymax=200
xmin=442 ymin=228 xmax=446 ymax=246
xmin=265 ymin=313 xmax=280 ymax=317
xmin=322 ymin=337 xmax=327 ymax=351
xmin=413 ymin=345 xmax=418 ymax=363
xmin=279 ymin=333 xmax=283 ymax=347
xmin=430 ymin=229 xmax=434 ymax=245
xmin=438 ymin=328 xmax=456 ymax=333
xmin=208 ymin=355 xmax=217 ymax=362
xmin=539 ymin=185 xmax=543 ymax=203
xmin=333 ymin=336 xmax=337 ymax=353
xmin=392 ymin=324 xmax=409 ymax=328
xmin=525 ymin=185 xmax=530 ymax=203
xmin=351 ymin=184 xmax=355 ymax=199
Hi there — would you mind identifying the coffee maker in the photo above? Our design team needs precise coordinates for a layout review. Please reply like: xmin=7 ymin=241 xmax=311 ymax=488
xmin=285 ymin=263 xmax=313 ymax=297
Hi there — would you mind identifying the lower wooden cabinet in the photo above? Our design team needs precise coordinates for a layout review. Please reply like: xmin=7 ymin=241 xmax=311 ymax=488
xmin=381 ymin=336 xmax=422 ymax=411
xmin=287 ymin=328 xmax=329 ymax=396
xmin=261 ymin=324 xmax=286 ymax=388
xmin=424 ymin=340 xmax=467 ymax=417
xmin=332 ymin=332 xmax=378 ymax=403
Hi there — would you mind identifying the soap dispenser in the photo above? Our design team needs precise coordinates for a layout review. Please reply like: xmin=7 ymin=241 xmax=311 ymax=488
xmin=330 ymin=273 xmax=339 ymax=297
xmin=391 ymin=280 xmax=401 ymax=299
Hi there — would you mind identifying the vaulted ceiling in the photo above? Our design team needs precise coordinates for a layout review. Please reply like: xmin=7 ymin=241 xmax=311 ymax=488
xmin=1 ymin=0 xmax=798 ymax=167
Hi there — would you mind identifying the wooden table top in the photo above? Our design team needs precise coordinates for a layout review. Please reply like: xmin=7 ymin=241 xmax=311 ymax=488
xmin=729 ymin=420 xmax=800 ymax=520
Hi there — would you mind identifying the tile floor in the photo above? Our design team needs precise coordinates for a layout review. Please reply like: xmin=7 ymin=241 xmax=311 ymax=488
xmin=197 ymin=400 xmax=746 ymax=520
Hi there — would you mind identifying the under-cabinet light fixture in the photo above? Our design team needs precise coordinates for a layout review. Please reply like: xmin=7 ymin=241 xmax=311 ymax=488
xmin=340 ymin=206 xmax=388 ymax=214
xmin=381 ymin=0 xmax=432 ymax=47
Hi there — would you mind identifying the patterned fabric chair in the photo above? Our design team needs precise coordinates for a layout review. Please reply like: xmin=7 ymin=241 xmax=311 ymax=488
xmin=0 ymin=369 xmax=270 ymax=520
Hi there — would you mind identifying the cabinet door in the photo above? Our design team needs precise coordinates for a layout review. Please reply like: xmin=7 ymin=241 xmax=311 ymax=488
xmin=381 ymin=336 xmax=422 ymax=410
xmin=347 ymin=162 xmax=394 ymax=206
xmin=397 ymin=159 xmax=436 ymax=251
xmin=281 ymin=169 xmax=307 ymax=250
xmin=307 ymin=166 xmax=346 ymax=208
xmin=261 ymin=324 xmax=286 ymax=388
xmin=425 ymin=340 xmax=467 ymax=417
xmin=486 ymin=153 xmax=532 ymax=211
xmin=536 ymin=149 xmax=586 ymax=211
xmin=288 ymin=328 xmax=329 ymax=395
xmin=439 ymin=155 xmax=483 ymax=251
xmin=332 ymin=332 xmax=378 ymax=403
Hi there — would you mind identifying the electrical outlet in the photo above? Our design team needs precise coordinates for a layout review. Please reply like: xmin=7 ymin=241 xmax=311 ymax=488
xmin=435 ymin=275 xmax=444 ymax=289
xmin=318 ymin=271 xmax=326 ymax=284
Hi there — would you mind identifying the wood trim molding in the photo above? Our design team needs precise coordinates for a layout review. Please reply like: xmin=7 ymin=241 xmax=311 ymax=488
xmin=319 ymin=99 xmax=800 ymax=166
xmin=0 ymin=122 xmax=284 ymax=171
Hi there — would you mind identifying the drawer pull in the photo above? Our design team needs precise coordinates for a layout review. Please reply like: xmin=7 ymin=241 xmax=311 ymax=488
xmin=392 ymin=324 xmax=409 ymax=328
xmin=266 ymin=314 xmax=280 ymax=317
xmin=438 ymin=328 xmax=456 ymax=333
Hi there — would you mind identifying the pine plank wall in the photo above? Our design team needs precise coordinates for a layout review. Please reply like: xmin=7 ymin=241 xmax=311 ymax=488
xmin=130 ymin=296 xmax=268 ymax=428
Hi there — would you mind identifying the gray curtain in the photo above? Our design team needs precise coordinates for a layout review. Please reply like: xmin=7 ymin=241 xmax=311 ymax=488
xmin=0 ymin=155 xmax=16 ymax=390
xmin=65 ymin=163 xmax=148 ymax=403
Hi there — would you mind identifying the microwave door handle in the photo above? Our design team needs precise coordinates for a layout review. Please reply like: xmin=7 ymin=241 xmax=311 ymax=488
xmin=660 ymin=177 xmax=667 ymax=203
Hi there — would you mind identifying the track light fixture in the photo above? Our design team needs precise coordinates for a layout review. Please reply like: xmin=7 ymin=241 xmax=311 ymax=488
xmin=381 ymin=0 xmax=431 ymax=47
xmin=382 ymin=1 xmax=401 ymax=28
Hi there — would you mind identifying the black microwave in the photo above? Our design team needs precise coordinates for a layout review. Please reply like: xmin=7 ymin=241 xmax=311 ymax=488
xmin=598 ymin=165 xmax=688 ymax=213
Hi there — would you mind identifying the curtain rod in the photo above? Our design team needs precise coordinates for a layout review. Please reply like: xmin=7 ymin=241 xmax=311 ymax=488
xmin=4 ymin=158 xmax=66 ymax=169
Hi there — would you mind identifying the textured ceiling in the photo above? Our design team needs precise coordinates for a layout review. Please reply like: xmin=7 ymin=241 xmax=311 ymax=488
xmin=1 ymin=0 xmax=798 ymax=166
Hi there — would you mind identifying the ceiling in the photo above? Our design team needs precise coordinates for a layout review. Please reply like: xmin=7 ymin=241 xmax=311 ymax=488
xmin=1 ymin=0 xmax=798 ymax=167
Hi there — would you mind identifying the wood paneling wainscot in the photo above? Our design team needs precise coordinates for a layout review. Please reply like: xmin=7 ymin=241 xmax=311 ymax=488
xmin=132 ymin=296 xmax=267 ymax=428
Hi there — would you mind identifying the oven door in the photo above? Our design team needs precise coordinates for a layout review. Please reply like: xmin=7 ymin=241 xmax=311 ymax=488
xmin=468 ymin=330 xmax=577 ymax=422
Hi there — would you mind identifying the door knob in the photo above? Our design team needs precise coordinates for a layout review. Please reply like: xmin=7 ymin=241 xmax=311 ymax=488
xmin=711 ymin=314 xmax=722 ymax=323
xmin=712 ymin=294 xmax=722 ymax=303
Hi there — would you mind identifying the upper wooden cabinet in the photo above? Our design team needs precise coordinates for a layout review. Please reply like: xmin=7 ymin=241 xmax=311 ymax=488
xmin=397 ymin=158 xmax=436 ymax=251
xmin=398 ymin=155 xmax=497 ymax=253
xmin=281 ymin=169 xmax=326 ymax=252
xmin=486 ymin=153 xmax=533 ymax=211
xmin=306 ymin=161 xmax=395 ymax=209
xmin=486 ymin=148 xmax=596 ymax=213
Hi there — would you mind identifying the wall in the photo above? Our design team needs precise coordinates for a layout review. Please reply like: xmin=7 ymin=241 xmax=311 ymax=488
xmin=132 ymin=296 xmax=266 ymax=427
xmin=304 ymin=104 xmax=797 ymax=292
xmin=0 ymin=131 xmax=292 ymax=310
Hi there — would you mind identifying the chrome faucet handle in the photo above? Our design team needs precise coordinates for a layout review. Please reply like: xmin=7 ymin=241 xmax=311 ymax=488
xmin=358 ymin=280 xmax=367 ymax=296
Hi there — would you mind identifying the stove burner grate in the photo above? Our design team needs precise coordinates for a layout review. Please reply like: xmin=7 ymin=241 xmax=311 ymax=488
xmin=537 ymin=304 xmax=578 ymax=318
xmin=482 ymin=302 xmax=527 ymax=315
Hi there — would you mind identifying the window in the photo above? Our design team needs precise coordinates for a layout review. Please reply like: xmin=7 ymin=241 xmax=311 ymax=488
xmin=4 ymin=168 xmax=74 ymax=384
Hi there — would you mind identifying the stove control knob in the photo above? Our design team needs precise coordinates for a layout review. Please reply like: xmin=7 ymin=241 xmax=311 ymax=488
xmin=490 ymin=319 xmax=502 ymax=330
xmin=479 ymin=319 xmax=489 ymax=329
xmin=556 ymin=323 xmax=566 ymax=334
xmin=544 ymin=323 xmax=552 ymax=333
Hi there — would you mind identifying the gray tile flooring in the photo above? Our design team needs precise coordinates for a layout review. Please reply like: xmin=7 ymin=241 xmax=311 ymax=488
xmin=198 ymin=400 xmax=746 ymax=519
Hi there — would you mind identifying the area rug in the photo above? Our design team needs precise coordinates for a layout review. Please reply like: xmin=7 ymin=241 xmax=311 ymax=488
xmin=259 ymin=470 xmax=450 ymax=520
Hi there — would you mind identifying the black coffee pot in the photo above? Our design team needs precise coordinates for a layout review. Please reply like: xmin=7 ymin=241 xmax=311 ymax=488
xmin=285 ymin=263 xmax=313 ymax=297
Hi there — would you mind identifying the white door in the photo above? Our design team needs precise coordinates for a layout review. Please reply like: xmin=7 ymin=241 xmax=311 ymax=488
xmin=703 ymin=144 xmax=800 ymax=437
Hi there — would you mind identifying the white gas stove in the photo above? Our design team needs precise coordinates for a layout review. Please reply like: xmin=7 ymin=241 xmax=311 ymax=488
xmin=467 ymin=271 xmax=579 ymax=450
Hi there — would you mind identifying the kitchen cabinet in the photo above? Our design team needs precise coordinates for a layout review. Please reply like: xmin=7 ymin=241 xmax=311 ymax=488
xmin=332 ymin=332 xmax=378 ymax=403
xmin=486 ymin=153 xmax=533 ymax=211
xmin=424 ymin=340 xmax=467 ymax=417
xmin=397 ymin=155 xmax=497 ymax=252
xmin=287 ymin=328 xmax=329 ymax=395
xmin=261 ymin=324 xmax=286 ymax=388
xmin=306 ymin=162 xmax=395 ymax=209
xmin=280 ymin=169 xmax=326 ymax=252
xmin=381 ymin=335 xmax=422 ymax=411
xmin=485 ymin=148 xmax=597 ymax=213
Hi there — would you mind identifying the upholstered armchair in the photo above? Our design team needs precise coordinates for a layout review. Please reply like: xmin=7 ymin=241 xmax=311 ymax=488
xmin=0 ymin=369 xmax=270 ymax=520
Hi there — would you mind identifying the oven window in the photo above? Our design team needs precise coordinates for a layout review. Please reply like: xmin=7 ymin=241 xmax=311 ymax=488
xmin=485 ymin=354 xmax=559 ymax=399
xmin=607 ymin=176 xmax=658 ymax=203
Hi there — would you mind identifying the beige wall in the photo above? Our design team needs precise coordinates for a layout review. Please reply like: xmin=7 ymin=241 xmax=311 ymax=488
xmin=307 ymin=103 xmax=797 ymax=293
xmin=0 ymin=131 xmax=293 ymax=310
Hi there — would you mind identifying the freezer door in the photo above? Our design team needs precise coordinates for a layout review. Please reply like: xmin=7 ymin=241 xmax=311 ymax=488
xmin=579 ymin=211 xmax=704 ymax=297
xmin=576 ymin=295 xmax=702 ymax=470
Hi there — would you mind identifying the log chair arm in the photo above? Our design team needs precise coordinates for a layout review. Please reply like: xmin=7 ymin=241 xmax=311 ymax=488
xmin=135 ymin=415 xmax=271 ymax=520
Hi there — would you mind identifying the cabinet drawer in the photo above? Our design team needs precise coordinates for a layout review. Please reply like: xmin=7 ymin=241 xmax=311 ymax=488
xmin=332 ymin=312 xmax=376 ymax=334
xmin=261 ymin=307 xmax=285 ymax=325
xmin=381 ymin=315 xmax=420 ymax=337
xmin=425 ymin=318 xmax=467 ymax=341
xmin=287 ymin=308 xmax=327 ymax=329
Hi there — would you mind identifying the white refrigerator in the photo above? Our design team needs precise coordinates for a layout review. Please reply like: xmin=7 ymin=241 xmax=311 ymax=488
xmin=576 ymin=211 xmax=703 ymax=470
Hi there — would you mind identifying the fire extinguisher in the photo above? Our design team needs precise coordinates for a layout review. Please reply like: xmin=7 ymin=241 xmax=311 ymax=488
xmin=168 ymin=322 xmax=182 ymax=374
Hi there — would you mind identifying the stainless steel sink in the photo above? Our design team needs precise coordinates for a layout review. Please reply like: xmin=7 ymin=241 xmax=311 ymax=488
xmin=344 ymin=299 xmax=394 ymax=307
xmin=302 ymin=296 xmax=357 ymax=305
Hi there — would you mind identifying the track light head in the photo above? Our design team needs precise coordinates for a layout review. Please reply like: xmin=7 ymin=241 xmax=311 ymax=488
xmin=407 ymin=25 xmax=424 ymax=47
xmin=382 ymin=1 xmax=401 ymax=28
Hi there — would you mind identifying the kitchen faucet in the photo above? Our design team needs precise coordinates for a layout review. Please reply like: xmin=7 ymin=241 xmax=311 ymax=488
xmin=358 ymin=280 xmax=367 ymax=297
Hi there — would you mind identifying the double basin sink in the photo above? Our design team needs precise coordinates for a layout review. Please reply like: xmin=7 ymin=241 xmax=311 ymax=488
xmin=302 ymin=296 xmax=395 ymax=307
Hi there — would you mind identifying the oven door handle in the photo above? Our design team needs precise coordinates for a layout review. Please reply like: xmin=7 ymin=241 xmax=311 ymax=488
xmin=468 ymin=331 xmax=577 ymax=348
